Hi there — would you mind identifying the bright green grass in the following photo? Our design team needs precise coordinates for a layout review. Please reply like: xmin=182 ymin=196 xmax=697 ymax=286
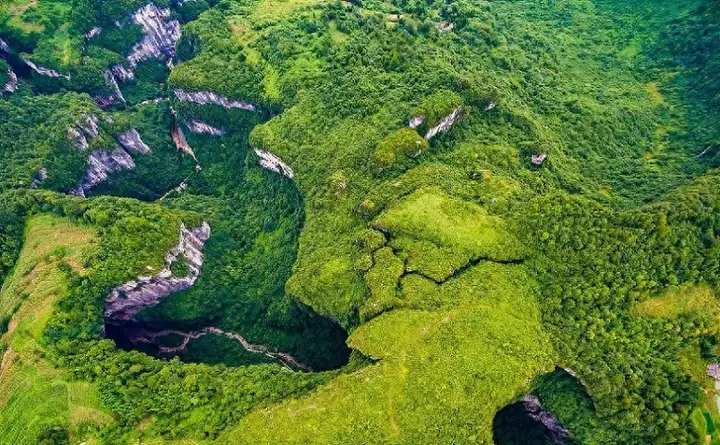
xmin=374 ymin=188 xmax=528 ymax=264
xmin=0 ymin=214 xmax=111 ymax=445
xmin=224 ymin=262 xmax=554 ymax=444
xmin=0 ymin=214 xmax=97 ymax=322
xmin=634 ymin=285 xmax=720 ymax=321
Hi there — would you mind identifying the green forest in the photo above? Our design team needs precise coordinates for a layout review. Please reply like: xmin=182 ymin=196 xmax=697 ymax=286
xmin=1 ymin=0 xmax=720 ymax=443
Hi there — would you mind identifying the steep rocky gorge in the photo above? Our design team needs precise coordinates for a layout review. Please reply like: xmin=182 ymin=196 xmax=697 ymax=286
xmin=66 ymin=117 xmax=153 ymax=197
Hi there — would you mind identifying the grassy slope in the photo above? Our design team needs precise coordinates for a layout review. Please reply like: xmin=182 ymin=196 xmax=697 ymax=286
xmin=0 ymin=214 xmax=112 ymax=445
xmin=224 ymin=262 xmax=554 ymax=444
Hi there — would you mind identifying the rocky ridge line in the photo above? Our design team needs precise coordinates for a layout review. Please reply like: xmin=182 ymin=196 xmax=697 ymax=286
xmin=104 ymin=222 xmax=211 ymax=321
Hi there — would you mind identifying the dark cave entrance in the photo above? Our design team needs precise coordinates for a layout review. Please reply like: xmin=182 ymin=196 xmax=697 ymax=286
xmin=492 ymin=396 xmax=576 ymax=445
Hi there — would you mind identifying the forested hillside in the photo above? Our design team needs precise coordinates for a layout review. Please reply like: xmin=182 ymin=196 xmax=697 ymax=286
xmin=1 ymin=0 xmax=720 ymax=444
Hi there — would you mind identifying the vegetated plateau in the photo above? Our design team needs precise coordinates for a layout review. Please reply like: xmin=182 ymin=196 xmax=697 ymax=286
xmin=1 ymin=0 xmax=720 ymax=444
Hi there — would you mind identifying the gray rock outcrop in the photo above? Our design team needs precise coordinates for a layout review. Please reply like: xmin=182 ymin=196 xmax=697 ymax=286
xmin=424 ymin=106 xmax=463 ymax=140
xmin=104 ymin=69 xmax=126 ymax=104
xmin=78 ymin=115 xmax=100 ymax=138
xmin=174 ymin=89 xmax=257 ymax=111
xmin=110 ymin=64 xmax=135 ymax=82
xmin=1 ymin=69 xmax=17 ymax=95
xmin=523 ymin=396 xmax=572 ymax=442
xmin=531 ymin=153 xmax=547 ymax=165
xmin=125 ymin=4 xmax=181 ymax=68
xmin=118 ymin=128 xmax=151 ymax=153
xmin=254 ymin=148 xmax=294 ymax=178
xmin=84 ymin=27 xmax=102 ymax=39
xmin=104 ymin=222 xmax=211 ymax=321
xmin=185 ymin=120 xmax=225 ymax=136
xmin=30 ymin=167 xmax=47 ymax=188
xmin=23 ymin=59 xmax=71 ymax=80
xmin=67 ymin=127 xmax=90 ymax=151
xmin=70 ymin=147 xmax=136 ymax=197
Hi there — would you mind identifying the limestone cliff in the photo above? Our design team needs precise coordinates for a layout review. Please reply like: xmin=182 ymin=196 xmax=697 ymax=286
xmin=1 ymin=69 xmax=17 ymax=95
xmin=104 ymin=222 xmax=211 ymax=321
xmin=118 ymin=128 xmax=151 ymax=154
xmin=23 ymin=59 xmax=71 ymax=80
xmin=125 ymin=4 xmax=181 ymax=68
xmin=522 ymin=396 xmax=572 ymax=441
xmin=174 ymin=89 xmax=257 ymax=111
xmin=185 ymin=119 xmax=225 ymax=136
xmin=254 ymin=148 xmax=294 ymax=178
xmin=424 ymin=106 xmax=463 ymax=140
xmin=70 ymin=147 xmax=136 ymax=197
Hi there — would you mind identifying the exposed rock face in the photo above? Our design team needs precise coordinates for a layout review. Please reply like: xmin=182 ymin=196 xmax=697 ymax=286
xmin=125 ymin=4 xmax=181 ymax=68
xmin=424 ymin=106 xmax=463 ymax=140
xmin=23 ymin=59 xmax=71 ymax=80
xmin=172 ymin=120 xmax=199 ymax=163
xmin=78 ymin=115 xmax=100 ymax=138
xmin=409 ymin=115 xmax=425 ymax=129
xmin=67 ymin=127 xmax=90 ymax=151
xmin=104 ymin=222 xmax=211 ymax=321
xmin=523 ymin=396 xmax=572 ymax=441
xmin=185 ymin=119 xmax=225 ymax=136
xmin=1 ymin=70 xmax=17 ymax=95
xmin=104 ymin=69 xmax=126 ymax=104
xmin=0 ymin=39 xmax=8 ymax=53
xmin=30 ymin=167 xmax=47 ymax=188
xmin=435 ymin=21 xmax=454 ymax=32
xmin=174 ymin=89 xmax=257 ymax=111
xmin=111 ymin=64 xmax=135 ymax=82
xmin=708 ymin=363 xmax=720 ymax=410
xmin=531 ymin=153 xmax=548 ymax=165
xmin=118 ymin=128 xmax=151 ymax=153
xmin=84 ymin=26 xmax=102 ymax=39
xmin=254 ymin=148 xmax=294 ymax=178
xmin=71 ymin=147 xmax=136 ymax=197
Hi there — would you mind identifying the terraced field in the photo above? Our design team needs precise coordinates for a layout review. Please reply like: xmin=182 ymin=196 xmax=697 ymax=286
xmin=0 ymin=214 xmax=111 ymax=445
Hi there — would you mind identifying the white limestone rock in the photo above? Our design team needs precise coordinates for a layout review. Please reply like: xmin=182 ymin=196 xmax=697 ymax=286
xmin=111 ymin=64 xmax=135 ymax=82
xmin=104 ymin=222 xmax=211 ymax=321
xmin=424 ymin=106 xmax=463 ymax=140
xmin=174 ymin=89 xmax=257 ymax=111
xmin=24 ymin=59 xmax=71 ymax=80
xmin=254 ymin=148 xmax=294 ymax=179
xmin=125 ymin=4 xmax=181 ymax=68
xmin=30 ymin=167 xmax=48 ymax=188
xmin=118 ymin=128 xmax=151 ymax=153
xmin=522 ymin=396 xmax=571 ymax=439
xmin=67 ymin=127 xmax=90 ymax=151
xmin=531 ymin=153 xmax=547 ymax=165
xmin=408 ymin=115 xmax=425 ymax=129
xmin=104 ymin=69 xmax=126 ymax=104
xmin=78 ymin=115 xmax=100 ymax=138
xmin=84 ymin=27 xmax=102 ymax=39
xmin=185 ymin=120 xmax=225 ymax=136
xmin=70 ymin=147 xmax=135 ymax=197
xmin=1 ymin=70 xmax=17 ymax=95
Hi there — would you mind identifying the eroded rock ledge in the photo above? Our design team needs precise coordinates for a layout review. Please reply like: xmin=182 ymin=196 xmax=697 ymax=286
xmin=1 ymin=70 xmax=17 ymax=95
xmin=70 ymin=148 xmax=136 ymax=197
xmin=104 ymin=222 xmax=211 ymax=321
xmin=124 ymin=3 xmax=181 ymax=68
xmin=254 ymin=148 xmax=294 ymax=178
xmin=522 ymin=396 xmax=572 ymax=440
xmin=66 ymin=118 xmax=152 ymax=196
xmin=174 ymin=89 xmax=258 ymax=111
xmin=185 ymin=119 xmax=225 ymax=136
xmin=23 ymin=59 xmax=71 ymax=80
